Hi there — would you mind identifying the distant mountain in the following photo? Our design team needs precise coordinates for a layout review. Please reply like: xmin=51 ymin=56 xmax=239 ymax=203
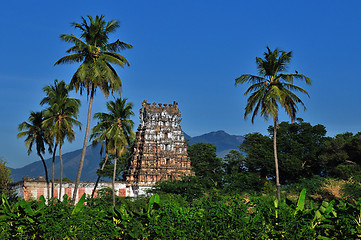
xmin=188 ymin=130 xmax=244 ymax=158
xmin=183 ymin=132 xmax=192 ymax=140
xmin=10 ymin=130 xmax=244 ymax=182
xmin=10 ymin=144 xmax=102 ymax=182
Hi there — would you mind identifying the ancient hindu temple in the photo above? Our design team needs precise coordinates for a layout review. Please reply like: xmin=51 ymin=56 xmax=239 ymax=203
xmin=125 ymin=100 xmax=194 ymax=185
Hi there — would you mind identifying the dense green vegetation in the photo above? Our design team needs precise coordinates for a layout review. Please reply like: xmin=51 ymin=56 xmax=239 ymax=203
xmin=2 ymin=188 xmax=361 ymax=239
xmin=14 ymin=116 xmax=361 ymax=238
xmin=154 ymin=119 xmax=361 ymax=199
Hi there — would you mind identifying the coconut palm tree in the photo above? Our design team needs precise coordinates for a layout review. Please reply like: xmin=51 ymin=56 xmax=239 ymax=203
xmin=235 ymin=47 xmax=311 ymax=200
xmin=41 ymin=80 xmax=81 ymax=199
xmin=90 ymin=118 xmax=110 ymax=199
xmin=54 ymin=15 xmax=132 ymax=201
xmin=17 ymin=111 xmax=52 ymax=199
xmin=91 ymin=98 xmax=134 ymax=206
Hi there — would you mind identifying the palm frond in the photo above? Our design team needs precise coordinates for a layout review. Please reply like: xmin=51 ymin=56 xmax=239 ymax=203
xmin=105 ymin=19 xmax=120 ymax=34
xmin=235 ymin=75 xmax=266 ymax=86
xmin=281 ymin=89 xmax=307 ymax=109
xmin=244 ymin=82 xmax=268 ymax=95
xmin=282 ymin=83 xmax=310 ymax=97
xmin=104 ymin=40 xmax=133 ymax=52
xmin=244 ymin=88 xmax=266 ymax=122
xmin=103 ymin=52 xmax=130 ymax=66
xmin=279 ymin=74 xmax=312 ymax=85
xmin=54 ymin=54 xmax=85 ymax=65
xmin=59 ymin=34 xmax=86 ymax=46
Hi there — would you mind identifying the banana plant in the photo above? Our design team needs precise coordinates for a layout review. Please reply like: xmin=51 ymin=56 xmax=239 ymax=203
xmin=311 ymin=199 xmax=337 ymax=234
xmin=0 ymin=193 xmax=45 ymax=238
xmin=294 ymin=188 xmax=306 ymax=215
xmin=146 ymin=193 xmax=160 ymax=218
xmin=71 ymin=193 xmax=86 ymax=215
xmin=112 ymin=194 xmax=160 ymax=239
xmin=351 ymin=200 xmax=361 ymax=237
xmin=274 ymin=188 xmax=307 ymax=220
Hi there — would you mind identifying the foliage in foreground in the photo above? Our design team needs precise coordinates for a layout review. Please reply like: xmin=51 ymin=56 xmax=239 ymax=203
xmin=1 ymin=189 xmax=361 ymax=239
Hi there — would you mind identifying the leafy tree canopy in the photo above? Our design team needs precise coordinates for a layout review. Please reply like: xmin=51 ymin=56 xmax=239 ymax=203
xmin=241 ymin=120 xmax=327 ymax=183
xmin=223 ymin=149 xmax=246 ymax=175
xmin=0 ymin=159 xmax=12 ymax=191
xmin=268 ymin=118 xmax=327 ymax=181
xmin=240 ymin=132 xmax=274 ymax=179
xmin=151 ymin=176 xmax=205 ymax=202
xmin=319 ymin=132 xmax=361 ymax=179
xmin=188 ymin=143 xmax=224 ymax=188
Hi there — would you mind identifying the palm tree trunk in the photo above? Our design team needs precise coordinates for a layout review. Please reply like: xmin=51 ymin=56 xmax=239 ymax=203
xmin=59 ymin=144 xmax=63 ymax=201
xmin=38 ymin=152 xmax=50 ymax=200
xmin=91 ymin=152 xmax=109 ymax=199
xmin=73 ymin=88 xmax=94 ymax=204
xmin=52 ymin=143 xmax=58 ymax=199
xmin=112 ymin=157 xmax=117 ymax=207
xmin=273 ymin=116 xmax=281 ymax=200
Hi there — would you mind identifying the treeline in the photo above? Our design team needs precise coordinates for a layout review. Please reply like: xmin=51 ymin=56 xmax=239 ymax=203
xmin=242 ymin=118 xmax=361 ymax=182
xmin=152 ymin=119 xmax=361 ymax=201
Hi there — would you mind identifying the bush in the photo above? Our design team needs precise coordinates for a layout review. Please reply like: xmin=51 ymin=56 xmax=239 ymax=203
xmin=2 ymin=190 xmax=361 ymax=239
xmin=150 ymin=176 xmax=206 ymax=201
xmin=342 ymin=181 xmax=361 ymax=201
xmin=223 ymin=172 xmax=266 ymax=195
xmin=285 ymin=176 xmax=326 ymax=196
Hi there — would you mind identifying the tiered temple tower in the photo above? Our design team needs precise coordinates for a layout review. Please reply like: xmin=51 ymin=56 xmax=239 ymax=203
xmin=126 ymin=100 xmax=193 ymax=186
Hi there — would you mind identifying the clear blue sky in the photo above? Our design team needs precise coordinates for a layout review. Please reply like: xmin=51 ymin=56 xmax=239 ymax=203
xmin=1 ymin=0 xmax=361 ymax=168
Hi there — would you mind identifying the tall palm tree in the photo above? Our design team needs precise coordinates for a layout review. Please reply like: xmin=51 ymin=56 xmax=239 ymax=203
xmin=41 ymin=80 xmax=81 ymax=199
xmin=17 ymin=111 xmax=52 ymax=199
xmin=235 ymin=47 xmax=311 ymax=200
xmin=54 ymin=15 xmax=132 ymax=201
xmin=90 ymin=118 xmax=110 ymax=199
xmin=91 ymin=98 xmax=134 ymax=206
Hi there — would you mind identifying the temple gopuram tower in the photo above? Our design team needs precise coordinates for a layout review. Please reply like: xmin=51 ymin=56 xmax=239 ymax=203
xmin=126 ymin=100 xmax=193 ymax=186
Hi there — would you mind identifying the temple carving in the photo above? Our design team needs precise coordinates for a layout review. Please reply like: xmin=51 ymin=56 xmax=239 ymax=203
xmin=126 ymin=100 xmax=193 ymax=186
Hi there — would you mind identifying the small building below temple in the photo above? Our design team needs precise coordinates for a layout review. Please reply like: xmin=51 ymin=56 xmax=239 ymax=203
xmin=9 ymin=176 xmax=150 ymax=203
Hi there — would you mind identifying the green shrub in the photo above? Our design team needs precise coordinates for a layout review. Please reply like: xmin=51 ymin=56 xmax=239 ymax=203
xmin=2 ymin=190 xmax=361 ymax=239
xmin=342 ymin=181 xmax=361 ymax=201
xmin=285 ymin=176 xmax=326 ymax=196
